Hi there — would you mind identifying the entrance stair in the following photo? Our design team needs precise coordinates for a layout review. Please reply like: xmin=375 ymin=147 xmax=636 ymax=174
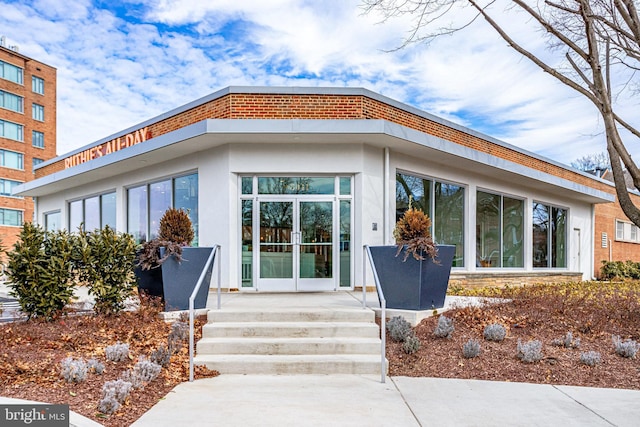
xmin=194 ymin=293 xmax=386 ymax=375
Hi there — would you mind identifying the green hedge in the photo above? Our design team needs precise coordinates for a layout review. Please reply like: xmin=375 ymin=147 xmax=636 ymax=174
xmin=600 ymin=260 xmax=640 ymax=280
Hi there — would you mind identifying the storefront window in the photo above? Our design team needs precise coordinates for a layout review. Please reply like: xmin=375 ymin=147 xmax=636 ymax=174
xmin=340 ymin=200 xmax=351 ymax=287
xmin=476 ymin=191 xmax=524 ymax=268
xmin=241 ymin=200 xmax=253 ymax=287
xmin=44 ymin=211 xmax=61 ymax=231
xmin=258 ymin=177 xmax=335 ymax=195
xmin=69 ymin=192 xmax=117 ymax=232
xmin=533 ymin=202 xmax=566 ymax=268
xmin=149 ymin=180 xmax=171 ymax=240
xmin=69 ymin=200 xmax=83 ymax=231
xmin=101 ymin=192 xmax=117 ymax=228
xmin=396 ymin=172 xmax=464 ymax=267
xmin=128 ymin=185 xmax=148 ymax=243
xmin=84 ymin=196 xmax=100 ymax=231
xmin=174 ymin=173 xmax=198 ymax=246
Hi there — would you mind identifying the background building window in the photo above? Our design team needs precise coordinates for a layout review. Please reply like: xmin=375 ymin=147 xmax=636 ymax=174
xmin=396 ymin=172 xmax=465 ymax=267
xmin=0 ymin=178 xmax=23 ymax=197
xmin=127 ymin=173 xmax=199 ymax=244
xmin=32 ymin=131 xmax=44 ymax=148
xmin=32 ymin=76 xmax=44 ymax=94
xmin=0 ymin=90 xmax=23 ymax=113
xmin=0 ymin=119 xmax=24 ymax=142
xmin=476 ymin=191 xmax=524 ymax=268
xmin=533 ymin=202 xmax=567 ymax=268
xmin=68 ymin=192 xmax=117 ymax=231
xmin=32 ymin=158 xmax=43 ymax=170
xmin=0 ymin=60 xmax=23 ymax=84
xmin=32 ymin=104 xmax=44 ymax=121
xmin=0 ymin=149 xmax=24 ymax=169
xmin=615 ymin=219 xmax=640 ymax=243
xmin=0 ymin=208 xmax=23 ymax=226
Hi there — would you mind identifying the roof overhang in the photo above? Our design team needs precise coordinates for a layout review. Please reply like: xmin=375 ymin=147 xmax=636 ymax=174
xmin=15 ymin=119 xmax=614 ymax=204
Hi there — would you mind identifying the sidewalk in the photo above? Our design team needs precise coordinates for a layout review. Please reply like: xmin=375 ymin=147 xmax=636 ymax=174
xmin=131 ymin=375 xmax=640 ymax=427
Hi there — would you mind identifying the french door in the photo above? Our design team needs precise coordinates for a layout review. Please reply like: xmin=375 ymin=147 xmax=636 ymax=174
xmin=257 ymin=198 xmax=336 ymax=291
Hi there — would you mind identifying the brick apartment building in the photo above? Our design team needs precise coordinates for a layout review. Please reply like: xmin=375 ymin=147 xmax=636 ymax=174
xmin=0 ymin=40 xmax=57 ymax=250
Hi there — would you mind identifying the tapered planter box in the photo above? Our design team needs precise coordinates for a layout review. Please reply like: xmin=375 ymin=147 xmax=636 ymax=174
xmin=368 ymin=245 xmax=455 ymax=310
xmin=135 ymin=247 xmax=214 ymax=311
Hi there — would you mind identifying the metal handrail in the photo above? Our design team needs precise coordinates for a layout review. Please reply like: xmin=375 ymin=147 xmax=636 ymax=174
xmin=363 ymin=245 xmax=386 ymax=384
xmin=189 ymin=244 xmax=221 ymax=382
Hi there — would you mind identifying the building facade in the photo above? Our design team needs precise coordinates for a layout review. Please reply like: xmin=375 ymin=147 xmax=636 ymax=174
xmin=0 ymin=41 xmax=57 ymax=250
xmin=17 ymin=86 xmax=635 ymax=290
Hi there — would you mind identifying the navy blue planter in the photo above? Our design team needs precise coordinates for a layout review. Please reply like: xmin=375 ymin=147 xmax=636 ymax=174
xmin=135 ymin=247 xmax=214 ymax=311
xmin=368 ymin=245 xmax=455 ymax=310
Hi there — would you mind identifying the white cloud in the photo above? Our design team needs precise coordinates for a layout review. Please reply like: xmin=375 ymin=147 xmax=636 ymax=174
xmin=0 ymin=0 xmax=636 ymax=166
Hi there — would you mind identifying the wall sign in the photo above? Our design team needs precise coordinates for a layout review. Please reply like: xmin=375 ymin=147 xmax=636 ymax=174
xmin=64 ymin=127 xmax=151 ymax=169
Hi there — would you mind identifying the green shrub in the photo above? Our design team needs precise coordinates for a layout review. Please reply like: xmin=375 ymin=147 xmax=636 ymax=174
xmin=73 ymin=226 xmax=137 ymax=315
xmin=6 ymin=223 xmax=75 ymax=320
xmin=600 ymin=260 xmax=640 ymax=280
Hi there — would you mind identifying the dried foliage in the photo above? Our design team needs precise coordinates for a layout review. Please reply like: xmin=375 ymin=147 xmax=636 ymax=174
xmin=387 ymin=281 xmax=640 ymax=390
xmin=158 ymin=208 xmax=194 ymax=246
xmin=0 ymin=304 xmax=218 ymax=427
xmin=393 ymin=207 xmax=438 ymax=262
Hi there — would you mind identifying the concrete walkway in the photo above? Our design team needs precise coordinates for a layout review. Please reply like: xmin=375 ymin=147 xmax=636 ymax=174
xmin=131 ymin=375 xmax=640 ymax=427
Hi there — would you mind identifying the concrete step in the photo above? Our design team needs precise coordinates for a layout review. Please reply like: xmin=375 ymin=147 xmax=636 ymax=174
xmin=194 ymin=354 xmax=387 ymax=375
xmin=197 ymin=337 xmax=381 ymax=355
xmin=206 ymin=308 xmax=374 ymax=323
xmin=202 ymin=321 xmax=380 ymax=338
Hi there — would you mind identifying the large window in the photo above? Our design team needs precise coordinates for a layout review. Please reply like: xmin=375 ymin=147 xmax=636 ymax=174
xmin=476 ymin=191 xmax=524 ymax=268
xmin=32 ymin=76 xmax=44 ymax=94
xmin=45 ymin=211 xmax=61 ymax=231
xmin=396 ymin=172 xmax=465 ymax=267
xmin=532 ymin=202 xmax=567 ymax=268
xmin=127 ymin=173 xmax=198 ymax=244
xmin=32 ymin=131 xmax=44 ymax=148
xmin=69 ymin=192 xmax=116 ymax=231
xmin=0 ymin=149 xmax=23 ymax=169
xmin=0 ymin=208 xmax=23 ymax=226
xmin=32 ymin=104 xmax=44 ymax=121
xmin=0 ymin=60 xmax=23 ymax=84
xmin=0 ymin=120 xmax=24 ymax=142
xmin=0 ymin=90 xmax=23 ymax=113
xmin=0 ymin=178 xmax=23 ymax=197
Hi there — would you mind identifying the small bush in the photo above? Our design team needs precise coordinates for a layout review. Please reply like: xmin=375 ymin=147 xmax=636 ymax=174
xmin=612 ymin=335 xmax=639 ymax=359
xmin=483 ymin=324 xmax=506 ymax=342
xmin=168 ymin=321 xmax=189 ymax=353
xmin=516 ymin=339 xmax=543 ymax=363
xmin=87 ymin=358 xmax=105 ymax=374
xmin=150 ymin=344 xmax=171 ymax=368
xmin=402 ymin=334 xmax=421 ymax=354
xmin=580 ymin=351 xmax=601 ymax=367
xmin=121 ymin=357 xmax=162 ymax=389
xmin=105 ymin=342 xmax=130 ymax=362
xmin=60 ymin=357 xmax=88 ymax=383
xmin=552 ymin=332 xmax=581 ymax=349
xmin=600 ymin=260 xmax=640 ymax=280
xmin=462 ymin=339 xmax=481 ymax=358
xmin=387 ymin=316 xmax=412 ymax=342
xmin=98 ymin=379 xmax=133 ymax=414
xmin=433 ymin=315 xmax=454 ymax=339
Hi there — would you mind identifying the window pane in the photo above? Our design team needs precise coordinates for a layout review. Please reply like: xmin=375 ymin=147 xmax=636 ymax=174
xmin=396 ymin=173 xmax=431 ymax=222
xmin=0 ymin=208 xmax=23 ymax=226
xmin=476 ymin=191 xmax=500 ymax=268
xmin=0 ymin=61 xmax=23 ymax=84
xmin=149 ymin=180 xmax=171 ymax=240
xmin=84 ymin=196 xmax=100 ymax=231
xmin=532 ymin=203 xmax=549 ymax=267
xmin=340 ymin=200 xmax=351 ymax=287
xmin=45 ymin=211 xmax=61 ymax=231
xmin=32 ymin=158 xmax=43 ymax=170
xmin=503 ymin=197 xmax=524 ymax=267
xmin=32 ymin=131 xmax=44 ymax=148
xmin=32 ymin=76 xmax=44 ymax=94
xmin=174 ymin=174 xmax=198 ymax=246
xmin=241 ymin=199 xmax=253 ymax=287
xmin=128 ymin=185 xmax=148 ymax=243
xmin=434 ymin=182 xmax=465 ymax=267
xmin=339 ymin=177 xmax=351 ymax=195
xmin=0 ymin=178 xmax=21 ymax=197
xmin=241 ymin=176 xmax=253 ymax=194
xmin=101 ymin=192 xmax=116 ymax=229
xmin=258 ymin=177 xmax=335 ymax=194
xmin=32 ymin=104 xmax=44 ymax=121
xmin=552 ymin=207 xmax=567 ymax=268
xmin=69 ymin=200 xmax=83 ymax=231
xmin=0 ymin=90 xmax=23 ymax=113
xmin=616 ymin=221 xmax=624 ymax=240
xmin=0 ymin=120 xmax=24 ymax=142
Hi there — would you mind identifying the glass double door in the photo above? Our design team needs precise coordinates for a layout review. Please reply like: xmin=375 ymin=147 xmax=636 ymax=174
xmin=257 ymin=198 xmax=335 ymax=291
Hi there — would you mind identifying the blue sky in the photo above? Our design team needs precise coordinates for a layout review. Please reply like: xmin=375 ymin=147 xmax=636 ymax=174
xmin=2 ymin=0 xmax=634 ymax=165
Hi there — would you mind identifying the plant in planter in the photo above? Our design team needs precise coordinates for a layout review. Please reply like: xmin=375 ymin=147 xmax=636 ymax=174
xmin=369 ymin=204 xmax=455 ymax=310
xmin=136 ymin=208 xmax=213 ymax=311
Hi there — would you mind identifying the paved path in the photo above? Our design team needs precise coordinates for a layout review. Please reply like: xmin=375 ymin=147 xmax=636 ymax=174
xmin=131 ymin=375 xmax=640 ymax=427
